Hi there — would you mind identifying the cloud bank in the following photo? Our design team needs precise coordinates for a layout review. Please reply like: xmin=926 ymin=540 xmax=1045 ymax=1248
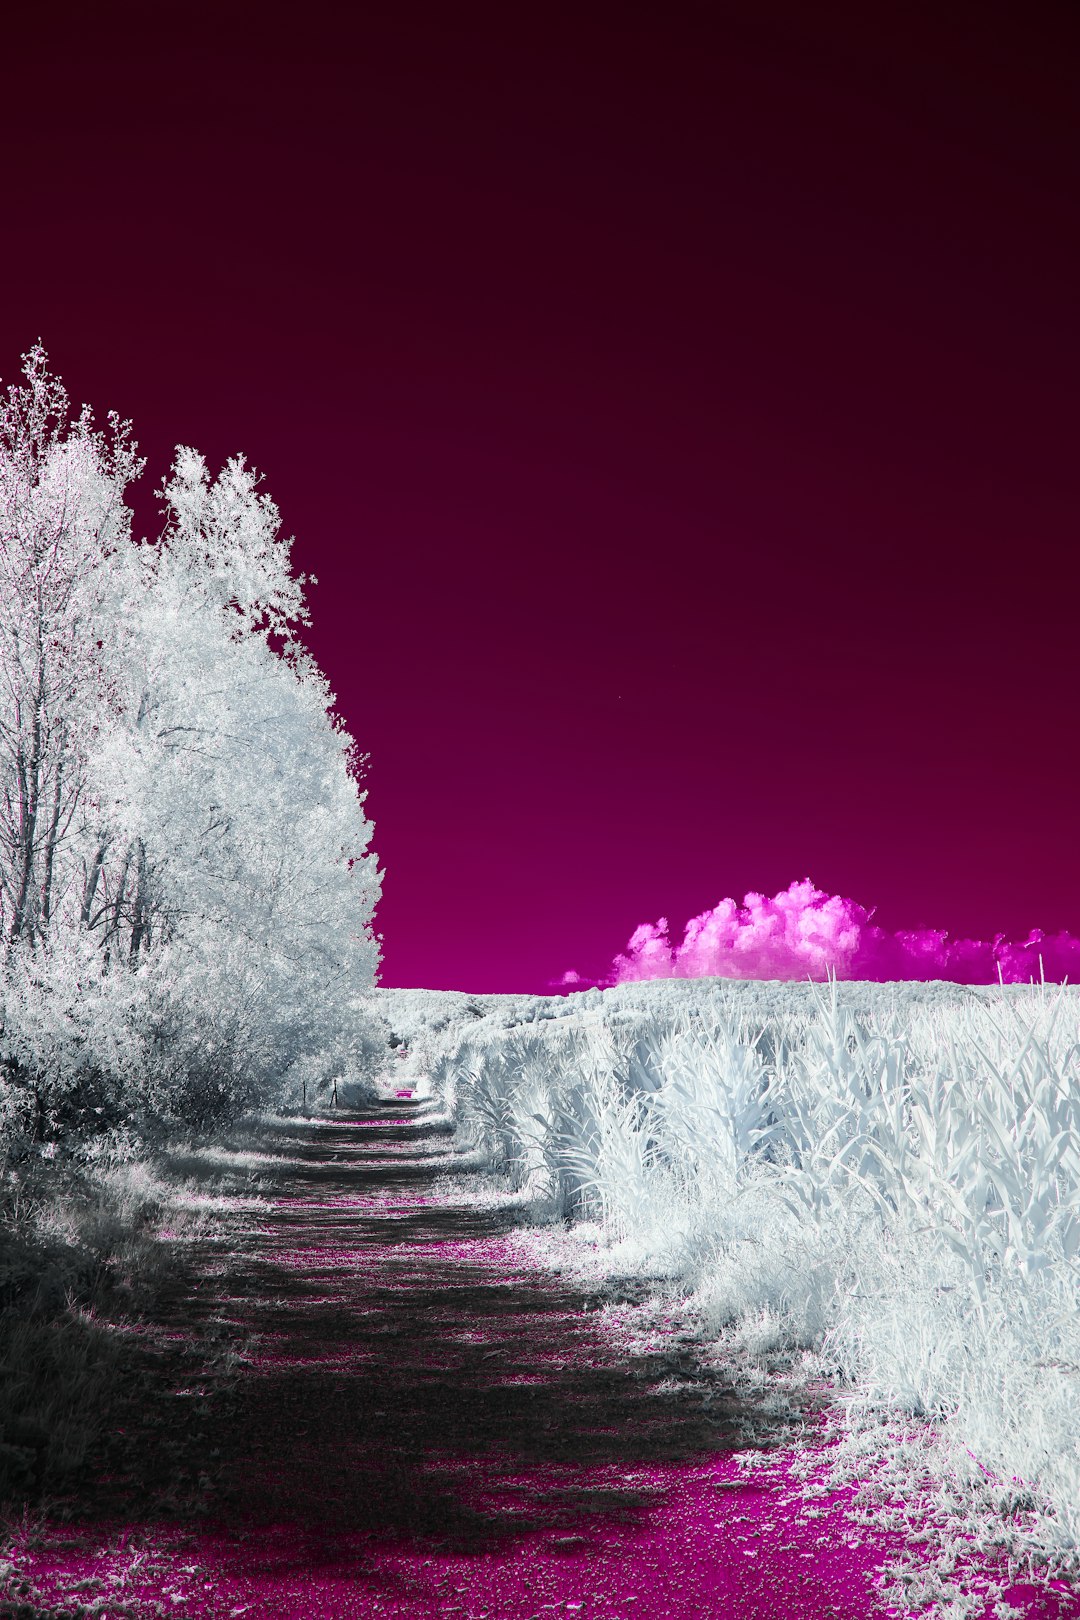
xmin=560 ymin=879 xmax=1080 ymax=990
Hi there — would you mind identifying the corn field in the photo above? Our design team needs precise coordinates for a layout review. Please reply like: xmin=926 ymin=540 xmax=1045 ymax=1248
xmin=393 ymin=978 xmax=1080 ymax=1561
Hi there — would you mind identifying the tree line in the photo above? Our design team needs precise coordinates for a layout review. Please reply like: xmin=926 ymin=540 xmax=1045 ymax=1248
xmin=0 ymin=345 xmax=382 ymax=1145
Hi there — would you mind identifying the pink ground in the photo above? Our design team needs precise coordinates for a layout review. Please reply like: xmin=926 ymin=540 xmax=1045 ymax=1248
xmin=10 ymin=1107 xmax=1080 ymax=1620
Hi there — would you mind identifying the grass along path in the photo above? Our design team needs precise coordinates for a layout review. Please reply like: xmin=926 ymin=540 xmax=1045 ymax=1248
xmin=4 ymin=1103 xmax=1078 ymax=1620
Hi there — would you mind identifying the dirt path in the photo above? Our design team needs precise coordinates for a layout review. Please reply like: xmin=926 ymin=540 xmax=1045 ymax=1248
xmin=10 ymin=1105 xmax=1075 ymax=1619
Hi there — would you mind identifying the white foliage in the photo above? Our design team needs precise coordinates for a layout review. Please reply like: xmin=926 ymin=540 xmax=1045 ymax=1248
xmin=382 ymin=976 xmax=1080 ymax=1576
xmin=0 ymin=346 xmax=382 ymax=1138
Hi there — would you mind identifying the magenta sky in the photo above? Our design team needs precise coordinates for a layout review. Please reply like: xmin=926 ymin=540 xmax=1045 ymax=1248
xmin=3 ymin=4 xmax=1078 ymax=992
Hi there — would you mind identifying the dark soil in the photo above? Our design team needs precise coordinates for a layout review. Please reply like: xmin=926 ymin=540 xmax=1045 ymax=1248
xmin=8 ymin=1105 xmax=1078 ymax=1620
xmin=61 ymin=1107 xmax=794 ymax=1547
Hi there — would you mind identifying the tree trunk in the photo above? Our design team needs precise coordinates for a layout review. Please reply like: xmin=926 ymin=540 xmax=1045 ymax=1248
xmin=129 ymin=838 xmax=148 ymax=961
xmin=9 ymin=680 xmax=44 ymax=945
xmin=40 ymin=752 xmax=65 ymax=931
xmin=102 ymin=842 xmax=133 ymax=969
xmin=81 ymin=839 xmax=108 ymax=928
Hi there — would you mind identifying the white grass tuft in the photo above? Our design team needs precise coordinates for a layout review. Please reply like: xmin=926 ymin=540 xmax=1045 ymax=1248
xmin=381 ymin=975 xmax=1080 ymax=1602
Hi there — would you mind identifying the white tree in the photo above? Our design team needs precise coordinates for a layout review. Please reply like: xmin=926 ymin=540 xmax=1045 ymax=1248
xmin=104 ymin=453 xmax=382 ymax=1114
xmin=0 ymin=345 xmax=142 ymax=949
xmin=0 ymin=347 xmax=382 ymax=1140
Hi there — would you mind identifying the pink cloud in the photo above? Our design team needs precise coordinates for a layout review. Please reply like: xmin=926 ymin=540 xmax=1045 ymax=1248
xmin=595 ymin=879 xmax=1080 ymax=987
